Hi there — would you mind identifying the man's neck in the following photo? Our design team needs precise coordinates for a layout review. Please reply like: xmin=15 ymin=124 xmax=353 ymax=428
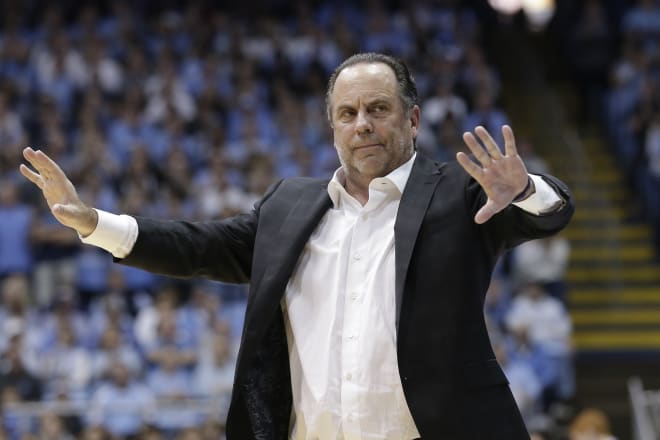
xmin=344 ymin=177 xmax=371 ymax=205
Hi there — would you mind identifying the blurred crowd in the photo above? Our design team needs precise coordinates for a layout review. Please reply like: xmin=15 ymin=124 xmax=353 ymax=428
xmin=601 ymin=0 xmax=660 ymax=253
xmin=0 ymin=1 xmax=579 ymax=439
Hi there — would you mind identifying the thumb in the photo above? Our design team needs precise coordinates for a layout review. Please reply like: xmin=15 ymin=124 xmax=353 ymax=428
xmin=52 ymin=203 xmax=79 ymax=223
xmin=52 ymin=203 xmax=97 ymax=235
xmin=474 ymin=199 xmax=501 ymax=224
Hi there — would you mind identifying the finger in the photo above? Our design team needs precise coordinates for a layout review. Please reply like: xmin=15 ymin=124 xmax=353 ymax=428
xmin=23 ymin=148 xmax=63 ymax=180
xmin=19 ymin=164 xmax=43 ymax=187
xmin=475 ymin=126 xmax=503 ymax=160
xmin=456 ymin=152 xmax=484 ymax=181
xmin=22 ymin=147 xmax=41 ymax=170
xmin=502 ymin=125 xmax=518 ymax=157
xmin=33 ymin=150 xmax=67 ymax=179
xmin=474 ymin=199 xmax=502 ymax=224
xmin=23 ymin=148 xmax=51 ymax=178
xmin=462 ymin=131 xmax=491 ymax=166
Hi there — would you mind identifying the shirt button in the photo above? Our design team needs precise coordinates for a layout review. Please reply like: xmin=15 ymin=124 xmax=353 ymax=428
xmin=348 ymin=334 xmax=356 ymax=340
xmin=354 ymin=253 xmax=361 ymax=260
xmin=346 ymin=373 xmax=352 ymax=380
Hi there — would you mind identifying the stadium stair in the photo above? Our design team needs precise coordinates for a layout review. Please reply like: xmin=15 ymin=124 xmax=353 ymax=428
xmin=482 ymin=19 xmax=660 ymax=354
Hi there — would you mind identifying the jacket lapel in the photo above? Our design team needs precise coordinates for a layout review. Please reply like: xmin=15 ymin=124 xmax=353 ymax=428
xmin=237 ymin=180 xmax=331 ymax=385
xmin=277 ymin=182 xmax=333 ymax=273
xmin=394 ymin=155 xmax=444 ymax=330
xmin=251 ymin=181 xmax=332 ymax=319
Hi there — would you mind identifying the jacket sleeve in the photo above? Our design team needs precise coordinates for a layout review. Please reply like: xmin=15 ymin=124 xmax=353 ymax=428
xmin=116 ymin=180 xmax=284 ymax=283
xmin=468 ymin=173 xmax=575 ymax=251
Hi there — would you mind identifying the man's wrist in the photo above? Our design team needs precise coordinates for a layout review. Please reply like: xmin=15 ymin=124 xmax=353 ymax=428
xmin=78 ymin=208 xmax=99 ymax=238
xmin=512 ymin=176 xmax=536 ymax=203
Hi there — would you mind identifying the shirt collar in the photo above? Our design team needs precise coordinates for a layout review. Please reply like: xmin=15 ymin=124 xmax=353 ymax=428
xmin=327 ymin=152 xmax=417 ymax=207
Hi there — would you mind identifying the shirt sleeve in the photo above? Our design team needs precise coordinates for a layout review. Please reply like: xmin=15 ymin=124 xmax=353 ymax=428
xmin=512 ymin=174 xmax=562 ymax=215
xmin=79 ymin=209 xmax=138 ymax=258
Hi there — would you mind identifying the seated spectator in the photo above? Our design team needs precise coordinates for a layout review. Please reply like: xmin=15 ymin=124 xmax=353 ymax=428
xmin=29 ymin=205 xmax=80 ymax=310
xmin=462 ymin=89 xmax=509 ymax=148
xmin=510 ymin=235 xmax=571 ymax=301
xmin=506 ymin=283 xmax=575 ymax=403
xmin=182 ymin=282 xmax=239 ymax=348
xmin=134 ymin=284 xmax=180 ymax=350
xmin=1 ymin=386 xmax=29 ymax=440
xmin=39 ymin=293 xmax=91 ymax=352
xmin=88 ymin=361 xmax=155 ymax=438
xmin=504 ymin=329 xmax=558 ymax=410
xmin=75 ymin=247 xmax=113 ymax=310
xmin=193 ymin=154 xmax=250 ymax=220
xmin=90 ymin=325 xmax=142 ymax=383
xmin=87 ymin=278 xmax=136 ymax=343
xmin=0 ymin=92 xmax=26 ymax=161
xmin=146 ymin=349 xmax=200 ymax=433
xmin=144 ymin=309 xmax=197 ymax=372
xmin=32 ymin=412 xmax=75 ymax=440
xmin=0 ymin=178 xmax=32 ymax=278
xmin=421 ymin=77 xmax=467 ymax=134
xmin=0 ymin=274 xmax=41 ymax=362
xmin=38 ymin=320 xmax=92 ymax=395
xmin=40 ymin=380 xmax=84 ymax=436
xmin=0 ymin=333 xmax=43 ymax=402
xmin=192 ymin=326 xmax=235 ymax=401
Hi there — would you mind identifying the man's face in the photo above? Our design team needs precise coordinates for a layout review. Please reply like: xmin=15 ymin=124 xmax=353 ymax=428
xmin=330 ymin=62 xmax=419 ymax=183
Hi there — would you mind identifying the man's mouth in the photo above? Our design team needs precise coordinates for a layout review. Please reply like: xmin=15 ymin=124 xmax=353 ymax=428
xmin=354 ymin=143 xmax=383 ymax=150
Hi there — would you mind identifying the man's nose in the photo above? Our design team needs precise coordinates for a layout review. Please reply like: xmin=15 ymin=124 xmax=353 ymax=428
xmin=355 ymin=110 xmax=373 ymax=134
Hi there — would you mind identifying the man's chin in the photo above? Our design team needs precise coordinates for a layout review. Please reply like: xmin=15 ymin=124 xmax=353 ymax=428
xmin=356 ymin=159 xmax=390 ymax=179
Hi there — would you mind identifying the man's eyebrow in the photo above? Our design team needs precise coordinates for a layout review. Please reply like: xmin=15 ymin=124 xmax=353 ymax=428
xmin=335 ymin=97 xmax=392 ymax=111
xmin=368 ymin=98 xmax=391 ymax=106
xmin=335 ymin=103 xmax=355 ymax=113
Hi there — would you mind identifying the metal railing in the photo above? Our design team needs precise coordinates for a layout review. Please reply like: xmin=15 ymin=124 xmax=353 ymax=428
xmin=629 ymin=377 xmax=659 ymax=440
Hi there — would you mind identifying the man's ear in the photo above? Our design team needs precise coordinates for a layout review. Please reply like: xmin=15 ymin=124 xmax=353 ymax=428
xmin=410 ymin=105 xmax=421 ymax=138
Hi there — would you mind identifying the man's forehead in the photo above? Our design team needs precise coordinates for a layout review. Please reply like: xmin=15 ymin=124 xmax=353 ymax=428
xmin=332 ymin=62 xmax=398 ymax=101
xmin=339 ymin=61 xmax=394 ymax=78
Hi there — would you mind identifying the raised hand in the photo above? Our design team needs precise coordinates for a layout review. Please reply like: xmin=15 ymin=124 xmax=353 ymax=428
xmin=20 ymin=147 xmax=98 ymax=236
xmin=456 ymin=125 xmax=530 ymax=224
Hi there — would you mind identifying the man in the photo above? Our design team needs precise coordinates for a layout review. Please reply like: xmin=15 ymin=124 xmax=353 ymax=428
xmin=21 ymin=53 xmax=573 ymax=439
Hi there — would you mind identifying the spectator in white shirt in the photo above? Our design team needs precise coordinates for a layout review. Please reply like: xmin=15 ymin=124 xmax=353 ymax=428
xmin=506 ymin=282 xmax=575 ymax=402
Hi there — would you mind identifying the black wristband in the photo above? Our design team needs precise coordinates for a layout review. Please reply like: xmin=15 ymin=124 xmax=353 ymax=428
xmin=512 ymin=176 xmax=533 ymax=203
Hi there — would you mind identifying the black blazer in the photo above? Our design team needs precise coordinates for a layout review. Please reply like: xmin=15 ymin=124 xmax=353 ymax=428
xmin=120 ymin=154 xmax=574 ymax=439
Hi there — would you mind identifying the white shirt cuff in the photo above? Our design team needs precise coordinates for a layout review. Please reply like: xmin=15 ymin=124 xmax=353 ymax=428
xmin=512 ymin=174 xmax=562 ymax=215
xmin=79 ymin=209 xmax=138 ymax=259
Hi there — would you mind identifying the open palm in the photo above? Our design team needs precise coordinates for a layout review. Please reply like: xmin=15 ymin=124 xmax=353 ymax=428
xmin=20 ymin=147 xmax=97 ymax=236
xmin=456 ymin=125 xmax=529 ymax=224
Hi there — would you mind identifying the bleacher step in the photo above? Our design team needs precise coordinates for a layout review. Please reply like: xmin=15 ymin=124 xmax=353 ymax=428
xmin=574 ymin=331 xmax=660 ymax=350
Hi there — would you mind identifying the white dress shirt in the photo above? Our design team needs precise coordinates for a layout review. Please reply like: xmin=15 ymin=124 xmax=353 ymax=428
xmin=81 ymin=155 xmax=561 ymax=440
xmin=283 ymin=154 xmax=420 ymax=440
